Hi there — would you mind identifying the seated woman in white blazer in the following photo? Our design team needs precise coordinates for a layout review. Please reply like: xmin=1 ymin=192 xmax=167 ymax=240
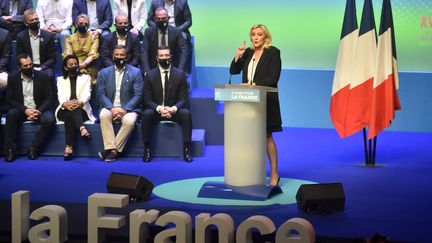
xmin=56 ymin=55 xmax=96 ymax=160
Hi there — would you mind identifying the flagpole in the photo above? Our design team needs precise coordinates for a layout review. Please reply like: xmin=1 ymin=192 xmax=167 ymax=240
xmin=362 ymin=128 xmax=369 ymax=164
xmin=357 ymin=130 xmax=384 ymax=167
xmin=372 ymin=136 xmax=377 ymax=163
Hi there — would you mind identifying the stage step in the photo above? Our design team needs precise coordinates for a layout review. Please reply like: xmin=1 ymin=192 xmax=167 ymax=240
xmin=190 ymin=88 xmax=224 ymax=145
xmin=1 ymin=121 xmax=205 ymax=158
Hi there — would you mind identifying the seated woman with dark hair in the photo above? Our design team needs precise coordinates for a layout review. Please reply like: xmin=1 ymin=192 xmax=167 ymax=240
xmin=56 ymin=55 xmax=96 ymax=160
xmin=63 ymin=13 xmax=99 ymax=86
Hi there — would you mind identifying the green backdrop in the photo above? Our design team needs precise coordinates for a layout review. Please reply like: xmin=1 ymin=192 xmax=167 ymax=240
xmin=31 ymin=0 xmax=432 ymax=71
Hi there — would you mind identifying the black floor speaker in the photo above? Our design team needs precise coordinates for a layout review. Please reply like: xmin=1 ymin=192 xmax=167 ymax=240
xmin=106 ymin=172 xmax=154 ymax=201
xmin=295 ymin=183 xmax=345 ymax=214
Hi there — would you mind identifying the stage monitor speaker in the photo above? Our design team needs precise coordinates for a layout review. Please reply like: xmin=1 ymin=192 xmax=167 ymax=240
xmin=106 ymin=172 xmax=154 ymax=201
xmin=295 ymin=183 xmax=345 ymax=214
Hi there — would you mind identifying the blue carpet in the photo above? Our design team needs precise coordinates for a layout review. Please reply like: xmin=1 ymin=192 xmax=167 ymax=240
xmin=1 ymin=128 xmax=431 ymax=242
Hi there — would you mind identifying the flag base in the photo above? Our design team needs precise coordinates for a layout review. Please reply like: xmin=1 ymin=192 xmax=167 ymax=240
xmin=355 ymin=162 xmax=385 ymax=168
xmin=197 ymin=181 xmax=282 ymax=201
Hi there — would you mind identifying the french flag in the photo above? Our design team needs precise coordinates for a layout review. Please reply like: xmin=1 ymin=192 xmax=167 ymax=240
xmin=368 ymin=0 xmax=401 ymax=139
xmin=344 ymin=0 xmax=376 ymax=137
xmin=330 ymin=0 xmax=358 ymax=138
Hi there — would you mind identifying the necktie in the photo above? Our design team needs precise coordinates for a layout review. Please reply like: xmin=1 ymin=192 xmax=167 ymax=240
xmin=163 ymin=70 xmax=169 ymax=105
xmin=161 ymin=31 xmax=167 ymax=46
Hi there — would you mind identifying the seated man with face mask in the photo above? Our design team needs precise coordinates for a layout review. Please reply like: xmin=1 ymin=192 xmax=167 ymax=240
xmin=96 ymin=45 xmax=143 ymax=162
xmin=141 ymin=7 xmax=188 ymax=74
xmin=141 ymin=45 xmax=192 ymax=163
xmin=16 ymin=10 xmax=56 ymax=88
xmin=3 ymin=54 xmax=55 ymax=162
xmin=100 ymin=14 xmax=141 ymax=68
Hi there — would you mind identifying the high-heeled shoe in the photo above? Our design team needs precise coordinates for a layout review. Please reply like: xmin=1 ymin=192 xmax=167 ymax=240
xmin=80 ymin=126 xmax=90 ymax=140
xmin=270 ymin=175 xmax=281 ymax=186
xmin=64 ymin=146 xmax=73 ymax=161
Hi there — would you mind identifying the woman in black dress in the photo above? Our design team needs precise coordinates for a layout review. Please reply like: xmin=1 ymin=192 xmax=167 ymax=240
xmin=230 ymin=24 xmax=282 ymax=186
xmin=55 ymin=55 xmax=96 ymax=160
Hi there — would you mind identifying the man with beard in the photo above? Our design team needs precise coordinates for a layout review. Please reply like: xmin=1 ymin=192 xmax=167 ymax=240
xmin=100 ymin=14 xmax=141 ymax=68
xmin=96 ymin=45 xmax=143 ymax=162
xmin=141 ymin=46 xmax=192 ymax=163
xmin=141 ymin=7 xmax=187 ymax=74
xmin=3 ymin=54 xmax=55 ymax=162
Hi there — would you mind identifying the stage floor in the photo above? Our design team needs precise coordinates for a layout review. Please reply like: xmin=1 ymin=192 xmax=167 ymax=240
xmin=1 ymin=128 xmax=431 ymax=242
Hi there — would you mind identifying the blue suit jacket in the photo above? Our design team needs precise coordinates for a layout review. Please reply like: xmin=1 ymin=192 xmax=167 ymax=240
xmin=96 ymin=64 xmax=143 ymax=113
xmin=72 ymin=0 xmax=112 ymax=32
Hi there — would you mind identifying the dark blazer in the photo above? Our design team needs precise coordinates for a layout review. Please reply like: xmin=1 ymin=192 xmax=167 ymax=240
xmin=230 ymin=46 xmax=282 ymax=129
xmin=141 ymin=25 xmax=188 ymax=72
xmin=143 ymin=66 xmax=188 ymax=110
xmin=147 ymin=0 xmax=191 ymax=35
xmin=6 ymin=70 xmax=53 ymax=113
xmin=16 ymin=29 xmax=56 ymax=70
xmin=100 ymin=31 xmax=141 ymax=68
xmin=0 ymin=0 xmax=33 ymax=31
xmin=96 ymin=64 xmax=143 ymax=113
xmin=0 ymin=28 xmax=11 ymax=73
xmin=72 ymin=0 xmax=112 ymax=32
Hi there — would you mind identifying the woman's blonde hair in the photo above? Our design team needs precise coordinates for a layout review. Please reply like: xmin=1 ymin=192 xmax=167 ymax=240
xmin=75 ymin=13 xmax=89 ymax=25
xmin=249 ymin=24 xmax=272 ymax=49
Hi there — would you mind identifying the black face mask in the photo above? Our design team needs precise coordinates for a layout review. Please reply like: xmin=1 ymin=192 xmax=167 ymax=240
xmin=158 ymin=58 xmax=171 ymax=69
xmin=21 ymin=68 xmax=34 ymax=78
xmin=77 ymin=24 xmax=88 ymax=34
xmin=156 ymin=20 xmax=169 ymax=31
xmin=116 ymin=26 xmax=128 ymax=36
xmin=27 ymin=21 xmax=40 ymax=31
xmin=113 ymin=58 xmax=126 ymax=68
xmin=68 ymin=67 xmax=80 ymax=77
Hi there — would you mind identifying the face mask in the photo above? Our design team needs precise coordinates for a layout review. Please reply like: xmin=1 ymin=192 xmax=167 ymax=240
xmin=113 ymin=58 xmax=126 ymax=68
xmin=156 ymin=20 xmax=169 ymax=31
xmin=21 ymin=67 xmax=34 ymax=78
xmin=158 ymin=58 xmax=171 ymax=69
xmin=77 ymin=24 xmax=88 ymax=34
xmin=68 ymin=67 xmax=80 ymax=77
xmin=116 ymin=26 xmax=128 ymax=36
xmin=27 ymin=21 xmax=40 ymax=31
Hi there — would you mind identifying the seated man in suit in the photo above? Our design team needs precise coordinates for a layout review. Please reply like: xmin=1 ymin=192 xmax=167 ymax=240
xmin=0 ymin=27 xmax=11 ymax=94
xmin=96 ymin=45 xmax=143 ymax=162
xmin=72 ymin=0 xmax=112 ymax=40
xmin=16 ymin=9 xmax=56 ymax=84
xmin=141 ymin=46 xmax=192 ymax=162
xmin=141 ymin=7 xmax=188 ymax=74
xmin=4 ymin=54 xmax=55 ymax=162
xmin=100 ymin=14 xmax=141 ymax=68
xmin=147 ymin=0 xmax=192 ymax=41
xmin=0 ymin=0 xmax=33 ymax=38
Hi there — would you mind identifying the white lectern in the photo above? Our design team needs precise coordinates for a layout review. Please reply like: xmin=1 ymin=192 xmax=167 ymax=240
xmin=198 ymin=84 xmax=282 ymax=200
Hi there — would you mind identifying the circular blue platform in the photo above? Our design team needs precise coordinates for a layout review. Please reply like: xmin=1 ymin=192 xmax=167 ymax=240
xmin=153 ymin=177 xmax=316 ymax=206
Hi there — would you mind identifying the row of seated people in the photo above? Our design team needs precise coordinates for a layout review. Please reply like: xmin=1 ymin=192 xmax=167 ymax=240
xmin=0 ymin=0 xmax=191 ymax=49
xmin=2 ymin=45 xmax=193 ymax=163
xmin=0 ymin=6 xmax=190 ymax=91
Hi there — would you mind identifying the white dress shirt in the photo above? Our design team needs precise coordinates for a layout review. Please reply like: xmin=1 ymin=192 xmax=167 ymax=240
xmin=29 ymin=30 xmax=41 ymax=65
xmin=22 ymin=74 xmax=36 ymax=109
xmin=87 ymin=0 xmax=99 ymax=31
xmin=165 ymin=0 xmax=175 ymax=27
xmin=36 ymin=0 xmax=73 ymax=30
xmin=113 ymin=66 xmax=125 ymax=107
xmin=247 ymin=57 xmax=259 ymax=85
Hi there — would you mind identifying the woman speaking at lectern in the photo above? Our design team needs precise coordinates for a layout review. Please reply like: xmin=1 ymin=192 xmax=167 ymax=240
xmin=229 ymin=24 xmax=282 ymax=186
